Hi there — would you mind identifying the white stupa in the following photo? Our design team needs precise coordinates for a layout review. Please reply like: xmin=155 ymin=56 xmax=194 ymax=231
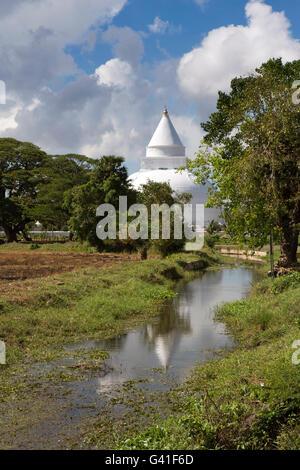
xmin=129 ymin=108 xmax=220 ymax=226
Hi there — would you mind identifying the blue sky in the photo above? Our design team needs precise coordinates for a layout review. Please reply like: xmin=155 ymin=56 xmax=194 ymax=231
xmin=0 ymin=0 xmax=299 ymax=173
xmin=69 ymin=0 xmax=300 ymax=73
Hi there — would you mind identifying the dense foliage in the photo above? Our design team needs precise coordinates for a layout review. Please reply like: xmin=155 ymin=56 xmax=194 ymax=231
xmin=187 ymin=58 xmax=300 ymax=267
xmin=64 ymin=155 xmax=136 ymax=249
xmin=34 ymin=154 xmax=95 ymax=230
xmin=138 ymin=180 xmax=191 ymax=257
xmin=0 ymin=138 xmax=47 ymax=241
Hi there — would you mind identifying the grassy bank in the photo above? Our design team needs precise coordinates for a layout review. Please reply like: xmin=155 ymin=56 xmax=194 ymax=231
xmin=0 ymin=241 xmax=97 ymax=252
xmin=119 ymin=271 xmax=300 ymax=450
xmin=0 ymin=250 xmax=220 ymax=366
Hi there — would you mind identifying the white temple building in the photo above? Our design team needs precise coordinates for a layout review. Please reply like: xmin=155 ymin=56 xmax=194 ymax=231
xmin=128 ymin=108 xmax=220 ymax=226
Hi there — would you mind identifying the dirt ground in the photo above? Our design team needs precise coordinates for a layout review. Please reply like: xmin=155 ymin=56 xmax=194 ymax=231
xmin=0 ymin=250 xmax=139 ymax=295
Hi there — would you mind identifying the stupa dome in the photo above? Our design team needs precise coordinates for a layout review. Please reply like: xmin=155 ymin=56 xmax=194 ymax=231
xmin=146 ymin=107 xmax=185 ymax=158
xmin=128 ymin=108 xmax=220 ymax=226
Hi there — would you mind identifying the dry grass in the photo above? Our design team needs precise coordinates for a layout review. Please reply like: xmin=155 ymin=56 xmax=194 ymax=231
xmin=0 ymin=250 xmax=140 ymax=299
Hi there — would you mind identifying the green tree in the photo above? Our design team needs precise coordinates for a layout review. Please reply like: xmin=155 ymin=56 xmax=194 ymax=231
xmin=0 ymin=138 xmax=47 ymax=242
xmin=65 ymin=156 xmax=136 ymax=248
xmin=187 ymin=58 xmax=300 ymax=267
xmin=207 ymin=219 xmax=221 ymax=235
xmin=34 ymin=154 xmax=95 ymax=230
xmin=138 ymin=180 xmax=191 ymax=257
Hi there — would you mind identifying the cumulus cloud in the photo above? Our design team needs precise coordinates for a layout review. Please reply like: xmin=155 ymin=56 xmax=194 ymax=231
xmin=0 ymin=100 xmax=20 ymax=132
xmin=94 ymin=58 xmax=135 ymax=89
xmin=0 ymin=0 xmax=130 ymax=156
xmin=7 ymin=75 xmax=110 ymax=154
xmin=0 ymin=0 xmax=128 ymax=103
xmin=102 ymin=26 xmax=144 ymax=65
xmin=0 ymin=0 xmax=127 ymax=47
xmin=178 ymin=0 xmax=300 ymax=99
xmin=0 ymin=0 xmax=299 ymax=174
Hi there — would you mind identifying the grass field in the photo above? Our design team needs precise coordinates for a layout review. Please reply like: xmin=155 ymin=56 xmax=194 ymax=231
xmin=0 ymin=241 xmax=97 ymax=252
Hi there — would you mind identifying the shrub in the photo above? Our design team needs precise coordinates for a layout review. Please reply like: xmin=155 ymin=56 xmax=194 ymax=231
xmin=205 ymin=234 xmax=219 ymax=249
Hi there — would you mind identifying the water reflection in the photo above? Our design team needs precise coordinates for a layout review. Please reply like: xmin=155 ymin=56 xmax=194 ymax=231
xmin=64 ymin=267 xmax=259 ymax=393
xmin=144 ymin=301 xmax=192 ymax=370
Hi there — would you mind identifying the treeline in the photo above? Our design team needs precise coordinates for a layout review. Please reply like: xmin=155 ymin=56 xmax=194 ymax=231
xmin=0 ymin=138 xmax=187 ymax=256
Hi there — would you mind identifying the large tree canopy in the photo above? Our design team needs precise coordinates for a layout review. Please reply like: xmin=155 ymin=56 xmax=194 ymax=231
xmin=187 ymin=58 xmax=300 ymax=267
xmin=0 ymin=138 xmax=95 ymax=241
xmin=0 ymin=138 xmax=48 ymax=241
xmin=34 ymin=154 xmax=95 ymax=230
xmin=65 ymin=156 xmax=136 ymax=248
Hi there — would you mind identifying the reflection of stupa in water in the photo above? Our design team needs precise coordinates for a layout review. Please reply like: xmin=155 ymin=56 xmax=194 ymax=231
xmin=154 ymin=332 xmax=178 ymax=371
xmin=144 ymin=295 xmax=191 ymax=370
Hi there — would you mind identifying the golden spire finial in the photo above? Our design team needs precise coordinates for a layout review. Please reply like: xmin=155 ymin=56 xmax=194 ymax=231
xmin=163 ymin=106 xmax=168 ymax=116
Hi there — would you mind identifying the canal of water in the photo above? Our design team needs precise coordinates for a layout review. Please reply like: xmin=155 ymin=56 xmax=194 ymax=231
xmin=64 ymin=266 xmax=261 ymax=393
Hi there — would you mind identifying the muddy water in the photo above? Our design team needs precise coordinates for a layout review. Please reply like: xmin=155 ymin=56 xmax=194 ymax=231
xmin=2 ymin=266 xmax=261 ymax=449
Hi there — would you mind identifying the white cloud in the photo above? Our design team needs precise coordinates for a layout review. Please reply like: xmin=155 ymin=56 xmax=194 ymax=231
xmin=1 ymin=0 xmax=299 ymax=175
xmin=26 ymin=98 xmax=41 ymax=112
xmin=0 ymin=0 xmax=127 ymax=47
xmin=95 ymin=58 xmax=135 ymax=89
xmin=148 ymin=16 xmax=181 ymax=35
xmin=0 ymin=0 xmax=128 ymax=103
xmin=194 ymin=0 xmax=208 ymax=8
xmin=102 ymin=26 xmax=144 ymax=65
xmin=172 ymin=115 xmax=203 ymax=158
xmin=149 ymin=17 xmax=169 ymax=34
xmin=178 ymin=0 xmax=300 ymax=99
xmin=130 ymin=128 xmax=139 ymax=139
xmin=0 ymin=102 xmax=20 ymax=131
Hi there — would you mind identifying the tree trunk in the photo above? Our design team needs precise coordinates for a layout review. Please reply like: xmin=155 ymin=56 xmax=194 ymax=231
xmin=21 ymin=230 xmax=32 ymax=242
xmin=276 ymin=226 xmax=299 ymax=268
xmin=140 ymin=246 xmax=148 ymax=260
xmin=3 ymin=226 xmax=18 ymax=243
